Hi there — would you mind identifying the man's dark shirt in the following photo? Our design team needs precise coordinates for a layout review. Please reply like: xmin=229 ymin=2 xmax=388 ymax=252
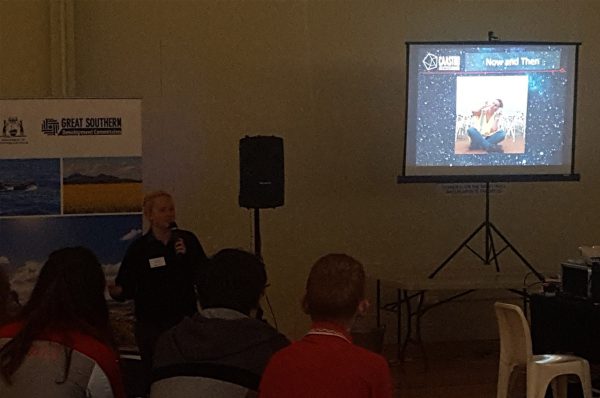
xmin=115 ymin=229 xmax=207 ymax=326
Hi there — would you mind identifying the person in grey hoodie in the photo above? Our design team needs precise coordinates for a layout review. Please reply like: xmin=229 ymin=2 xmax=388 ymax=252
xmin=152 ymin=248 xmax=289 ymax=393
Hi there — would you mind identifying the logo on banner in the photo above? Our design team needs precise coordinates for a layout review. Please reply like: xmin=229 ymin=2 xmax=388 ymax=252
xmin=1 ymin=117 xmax=28 ymax=144
xmin=41 ymin=117 xmax=123 ymax=136
xmin=422 ymin=52 xmax=460 ymax=71
xmin=41 ymin=119 xmax=60 ymax=135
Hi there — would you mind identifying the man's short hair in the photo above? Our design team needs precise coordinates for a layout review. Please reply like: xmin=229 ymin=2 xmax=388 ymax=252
xmin=496 ymin=98 xmax=503 ymax=108
xmin=197 ymin=248 xmax=267 ymax=315
xmin=304 ymin=253 xmax=365 ymax=321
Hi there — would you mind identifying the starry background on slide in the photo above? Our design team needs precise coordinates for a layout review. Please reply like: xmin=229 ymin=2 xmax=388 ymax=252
xmin=410 ymin=44 xmax=574 ymax=167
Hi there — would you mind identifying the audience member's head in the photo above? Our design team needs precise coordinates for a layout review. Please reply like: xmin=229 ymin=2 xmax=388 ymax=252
xmin=0 ymin=247 xmax=113 ymax=383
xmin=23 ymin=246 xmax=109 ymax=330
xmin=197 ymin=248 xmax=267 ymax=316
xmin=303 ymin=253 xmax=367 ymax=325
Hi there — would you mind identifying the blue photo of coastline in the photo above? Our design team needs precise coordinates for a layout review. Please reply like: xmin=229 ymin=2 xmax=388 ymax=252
xmin=0 ymin=214 xmax=142 ymax=302
xmin=0 ymin=159 xmax=61 ymax=216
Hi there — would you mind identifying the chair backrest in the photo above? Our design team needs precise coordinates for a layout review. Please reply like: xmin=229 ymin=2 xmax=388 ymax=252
xmin=150 ymin=363 xmax=260 ymax=398
xmin=494 ymin=302 xmax=533 ymax=366
xmin=119 ymin=352 xmax=147 ymax=398
xmin=150 ymin=377 xmax=253 ymax=398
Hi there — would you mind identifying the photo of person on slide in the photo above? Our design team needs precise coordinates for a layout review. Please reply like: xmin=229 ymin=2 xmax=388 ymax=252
xmin=454 ymin=75 xmax=528 ymax=155
xmin=466 ymin=99 xmax=506 ymax=153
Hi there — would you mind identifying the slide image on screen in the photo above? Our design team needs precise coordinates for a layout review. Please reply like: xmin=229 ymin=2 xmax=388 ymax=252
xmin=454 ymin=75 xmax=528 ymax=155
xmin=402 ymin=42 xmax=578 ymax=180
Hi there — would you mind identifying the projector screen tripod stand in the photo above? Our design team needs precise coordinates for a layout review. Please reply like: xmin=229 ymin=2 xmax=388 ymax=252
xmin=428 ymin=182 xmax=544 ymax=281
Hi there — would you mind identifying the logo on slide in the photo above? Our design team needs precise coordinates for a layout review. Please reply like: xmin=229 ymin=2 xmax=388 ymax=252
xmin=422 ymin=53 xmax=461 ymax=71
xmin=422 ymin=53 xmax=438 ymax=71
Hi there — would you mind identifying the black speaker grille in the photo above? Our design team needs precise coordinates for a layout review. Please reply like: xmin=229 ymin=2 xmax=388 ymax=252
xmin=239 ymin=136 xmax=284 ymax=208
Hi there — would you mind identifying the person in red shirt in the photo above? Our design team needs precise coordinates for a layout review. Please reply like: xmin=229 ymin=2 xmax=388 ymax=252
xmin=259 ymin=253 xmax=393 ymax=398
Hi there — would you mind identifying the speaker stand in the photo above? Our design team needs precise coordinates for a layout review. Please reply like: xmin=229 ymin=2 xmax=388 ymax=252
xmin=252 ymin=208 xmax=266 ymax=321
xmin=253 ymin=208 xmax=262 ymax=260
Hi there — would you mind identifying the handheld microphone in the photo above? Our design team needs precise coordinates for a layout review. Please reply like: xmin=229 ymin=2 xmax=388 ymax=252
xmin=169 ymin=221 xmax=180 ymax=238
xmin=169 ymin=222 xmax=182 ymax=254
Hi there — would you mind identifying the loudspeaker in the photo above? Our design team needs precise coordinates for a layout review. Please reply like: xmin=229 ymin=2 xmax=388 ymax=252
xmin=239 ymin=136 xmax=284 ymax=209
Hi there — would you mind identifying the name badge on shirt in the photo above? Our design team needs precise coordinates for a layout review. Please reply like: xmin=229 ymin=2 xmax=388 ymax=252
xmin=149 ymin=257 xmax=167 ymax=268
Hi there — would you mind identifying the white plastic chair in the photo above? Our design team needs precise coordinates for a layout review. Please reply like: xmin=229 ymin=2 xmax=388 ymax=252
xmin=150 ymin=376 xmax=252 ymax=398
xmin=494 ymin=302 xmax=593 ymax=398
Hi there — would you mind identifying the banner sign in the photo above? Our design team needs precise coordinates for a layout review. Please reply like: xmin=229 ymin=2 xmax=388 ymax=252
xmin=0 ymin=99 xmax=142 ymax=345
